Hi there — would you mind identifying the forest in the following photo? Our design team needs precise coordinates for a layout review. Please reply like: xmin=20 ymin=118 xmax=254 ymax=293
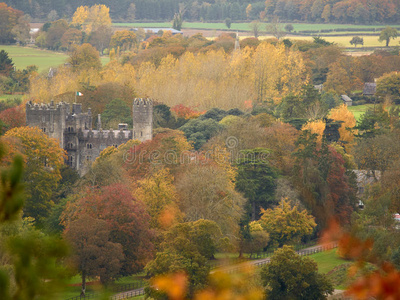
xmin=2 ymin=2 xmax=400 ymax=300
xmin=2 ymin=0 xmax=400 ymax=23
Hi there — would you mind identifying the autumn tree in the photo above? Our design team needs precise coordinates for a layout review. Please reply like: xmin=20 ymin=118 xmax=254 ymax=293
xmin=376 ymin=72 xmax=400 ymax=103
xmin=235 ymin=148 xmax=278 ymax=221
xmin=145 ymin=220 xmax=224 ymax=299
xmin=176 ymin=164 xmax=245 ymax=237
xmin=2 ymin=127 xmax=66 ymax=224
xmin=134 ymin=168 xmax=181 ymax=231
xmin=42 ymin=19 xmax=69 ymax=50
xmin=0 ymin=3 xmax=24 ymax=44
xmin=89 ymin=25 xmax=112 ymax=54
xmin=259 ymin=199 xmax=316 ymax=246
xmin=64 ymin=215 xmax=124 ymax=295
xmin=266 ymin=17 xmax=286 ymax=40
xmin=240 ymin=221 xmax=270 ymax=257
xmin=11 ymin=14 xmax=30 ymax=45
xmin=68 ymin=43 xmax=101 ymax=72
xmin=329 ymin=104 xmax=357 ymax=147
xmin=292 ymin=132 xmax=356 ymax=227
xmin=379 ymin=26 xmax=398 ymax=47
xmin=0 ymin=142 xmax=68 ymax=300
xmin=60 ymin=28 xmax=83 ymax=51
xmin=71 ymin=5 xmax=112 ymax=35
xmin=260 ymin=246 xmax=334 ymax=299
xmin=110 ymin=30 xmax=137 ymax=52
xmin=249 ymin=21 xmax=261 ymax=38
xmin=0 ymin=105 xmax=25 ymax=132
xmin=62 ymin=183 xmax=154 ymax=275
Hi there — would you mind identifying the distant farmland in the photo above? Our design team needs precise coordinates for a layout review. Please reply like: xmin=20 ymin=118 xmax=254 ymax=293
xmin=113 ymin=22 xmax=395 ymax=34
xmin=0 ymin=45 xmax=109 ymax=72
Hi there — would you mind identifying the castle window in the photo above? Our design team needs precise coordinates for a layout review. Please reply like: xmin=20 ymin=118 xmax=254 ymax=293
xmin=67 ymin=127 xmax=74 ymax=133
xmin=141 ymin=131 xmax=143 ymax=137
xmin=86 ymin=143 xmax=92 ymax=149
xmin=113 ymin=144 xmax=118 ymax=148
xmin=67 ymin=142 xmax=73 ymax=149
xmin=68 ymin=156 xmax=73 ymax=167
xmin=41 ymin=128 xmax=46 ymax=132
xmin=86 ymin=155 xmax=92 ymax=161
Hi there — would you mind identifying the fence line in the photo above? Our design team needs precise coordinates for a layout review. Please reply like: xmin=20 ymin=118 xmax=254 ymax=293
xmin=65 ymin=282 xmax=145 ymax=300
xmin=66 ymin=242 xmax=337 ymax=300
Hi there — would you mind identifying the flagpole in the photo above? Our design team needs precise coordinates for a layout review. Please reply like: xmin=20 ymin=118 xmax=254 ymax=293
xmin=75 ymin=91 xmax=77 ymax=103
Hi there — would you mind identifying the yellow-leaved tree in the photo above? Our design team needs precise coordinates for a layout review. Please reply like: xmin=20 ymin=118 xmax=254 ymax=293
xmin=71 ymin=4 xmax=111 ymax=34
xmin=259 ymin=198 xmax=316 ymax=247
xmin=302 ymin=119 xmax=326 ymax=144
xmin=329 ymin=104 xmax=358 ymax=148
xmin=134 ymin=168 xmax=182 ymax=230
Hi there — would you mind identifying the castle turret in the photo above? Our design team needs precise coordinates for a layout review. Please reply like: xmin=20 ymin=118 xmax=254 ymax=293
xmin=133 ymin=98 xmax=153 ymax=142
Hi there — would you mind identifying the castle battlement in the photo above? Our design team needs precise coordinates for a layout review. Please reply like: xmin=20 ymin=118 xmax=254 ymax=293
xmin=26 ymin=99 xmax=153 ymax=175
xmin=26 ymin=100 xmax=70 ymax=111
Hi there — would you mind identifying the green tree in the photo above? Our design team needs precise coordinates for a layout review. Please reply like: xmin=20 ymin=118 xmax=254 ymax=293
xmin=172 ymin=12 xmax=183 ymax=31
xmin=0 ymin=50 xmax=14 ymax=77
xmin=350 ymin=36 xmax=364 ymax=47
xmin=225 ymin=18 xmax=232 ymax=29
xmin=260 ymin=246 xmax=334 ymax=299
xmin=0 ymin=141 xmax=68 ymax=300
xmin=101 ymin=98 xmax=132 ymax=128
xmin=259 ymin=199 xmax=316 ymax=247
xmin=376 ymin=72 xmax=400 ymax=103
xmin=179 ymin=118 xmax=223 ymax=150
xmin=235 ymin=148 xmax=278 ymax=221
xmin=284 ymin=23 xmax=294 ymax=33
xmin=145 ymin=220 xmax=222 ymax=299
xmin=379 ymin=26 xmax=398 ymax=47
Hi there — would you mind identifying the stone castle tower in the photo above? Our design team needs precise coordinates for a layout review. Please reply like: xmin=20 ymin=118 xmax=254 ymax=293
xmin=26 ymin=98 xmax=153 ymax=174
xmin=133 ymin=98 xmax=153 ymax=141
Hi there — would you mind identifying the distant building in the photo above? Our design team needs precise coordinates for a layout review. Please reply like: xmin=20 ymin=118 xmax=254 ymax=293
xmin=132 ymin=28 xmax=183 ymax=35
xmin=363 ymin=82 xmax=377 ymax=96
xmin=353 ymin=170 xmax=381 ymax=209
xmin=26 ymin=99 xmax=153 ymax=175
xmin=341 ymin=95 xmax=353 ymax=106
xmin=29 ymin=28 xmax=39 ymax=44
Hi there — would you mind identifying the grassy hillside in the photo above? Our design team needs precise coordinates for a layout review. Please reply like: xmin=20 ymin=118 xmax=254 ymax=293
xmin=310 ymin=249 xmax=348 ymax=274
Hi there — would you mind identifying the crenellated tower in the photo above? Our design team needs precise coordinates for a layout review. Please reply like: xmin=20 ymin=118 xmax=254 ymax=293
xmin=133 ymin=98 xmax=153 ymax=142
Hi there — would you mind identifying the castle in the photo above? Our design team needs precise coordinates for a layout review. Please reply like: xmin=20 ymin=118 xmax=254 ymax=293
xmin=26 ymin=99 xmax=153 ymax=174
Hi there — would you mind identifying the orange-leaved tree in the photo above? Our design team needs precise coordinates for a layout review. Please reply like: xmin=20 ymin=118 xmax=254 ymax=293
xmin=2 ymin=126 xmax=66 ymax=224
xmin=61 ymin=183 xmax=154 ymax=275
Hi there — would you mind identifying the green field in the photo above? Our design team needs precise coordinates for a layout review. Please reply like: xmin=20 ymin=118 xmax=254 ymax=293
xmin=0 ymin=94 xmax=24 ymax=101
xmin=310 ymin=249 xmax=347 ymax=274
xmin=113 ymin=22 xmax=394 ymax=33
xmin=0 ymin=45 xmax=110 ymax=72
xmin=348 ymin=104 xmax=374 ymax=121
xmin=58 ymin=274 xmax=145 ymax=299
